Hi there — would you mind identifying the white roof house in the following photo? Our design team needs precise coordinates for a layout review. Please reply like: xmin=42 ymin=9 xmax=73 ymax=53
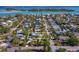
xmin=31 ymin=32 xmax=39 ymax=36
xmin=17 ymin=29 xmax=23 ymax=34
xmin=7 ymin=20 xmax=12 ymax=23
xmin=7 ymin=20 xmax=13 ymax=26
xmin=0 ymin=43 xmax=8 ymax=47
xmin=1 ymin=22 xmax=8 ymax=26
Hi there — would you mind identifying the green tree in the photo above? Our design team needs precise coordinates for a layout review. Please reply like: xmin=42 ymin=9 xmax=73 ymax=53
xmin=43 ymin=39 xmax=51 ymax=52
xmin=0 ymin=26 xmax=9 ymax=34
xmin=66 ymin=38 xmax=79 ymax=46
xmin=12 ymin=38 xmax=19 ymax=46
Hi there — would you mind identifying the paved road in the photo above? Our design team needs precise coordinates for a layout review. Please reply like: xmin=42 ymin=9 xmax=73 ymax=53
xmin=43 ymin=17 xmax=55 ymax=51
xmin=20 ymin=46 xmax=43 ymax=50
xmin=7 ymin=47 xmax=19 ymax=52
xmin=43 ymin=18 xmax=50 ymax=35
xmin=51 ymin=46 xmax=79 ymax=52
xmin=7 ymin=46 xmax=43 ymax=52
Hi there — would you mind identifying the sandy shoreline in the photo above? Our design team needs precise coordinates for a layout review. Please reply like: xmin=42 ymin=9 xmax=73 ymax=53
xmin=0 ymin=11 xmax=22 ymax=13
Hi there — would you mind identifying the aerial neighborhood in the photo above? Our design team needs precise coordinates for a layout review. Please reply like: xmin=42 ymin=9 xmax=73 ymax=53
xmin=0 ymin=6 xmax=79 ymax=52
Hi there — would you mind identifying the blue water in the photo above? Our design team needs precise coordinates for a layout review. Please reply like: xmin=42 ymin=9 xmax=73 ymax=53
xmin=0 ymin=6 xmax=79 ymax=10
xmin=0 ymin=11 xmax=79 ymax=16
xmin=0 ymin=6 xmax=79 ymax=16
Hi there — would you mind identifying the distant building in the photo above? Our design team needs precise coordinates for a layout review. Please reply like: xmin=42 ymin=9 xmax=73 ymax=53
xmin=16 ymin=29 xmax=25 ymax=40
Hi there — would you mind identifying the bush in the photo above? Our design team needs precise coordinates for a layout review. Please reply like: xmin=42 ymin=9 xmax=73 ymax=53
xmin=0 ymin=26 xmax=9 ymax=34
xmin=12 ymin=39 xmax=19 ymax=46
xmin=66 ymin=38 xmax=79 ymax=46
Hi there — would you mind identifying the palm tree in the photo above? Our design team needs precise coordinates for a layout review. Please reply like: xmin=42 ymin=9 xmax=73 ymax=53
xmin=43 ymin=39 xmax=51 ymax=52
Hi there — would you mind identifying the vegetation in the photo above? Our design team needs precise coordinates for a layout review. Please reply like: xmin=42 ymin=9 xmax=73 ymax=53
xmin=0 ymin=26 xmax=9 ymax=34
xmin=12 ymin=38 xmax=19 ymax=46
xmin=19 ymin=40 xmax=26 ymax=46
xmin=12 ymin=21 xmax=19 ymax=27
xmin=23 ymin=28 xmax=29 ymax=41
xmin=65 ymin=31 xmax=79 ymax=46
xmin=28 ymin=9 xmax=74 ymax=12
xmin=0 ymin=47 xmax=7 ymax=52
xmin=65 ymin=38 xmax=79 ymax=46
xmin=43 ymin=39 xmax=51 ymax=52
xmin=6 ymin=8 xmax=75 ymax=12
